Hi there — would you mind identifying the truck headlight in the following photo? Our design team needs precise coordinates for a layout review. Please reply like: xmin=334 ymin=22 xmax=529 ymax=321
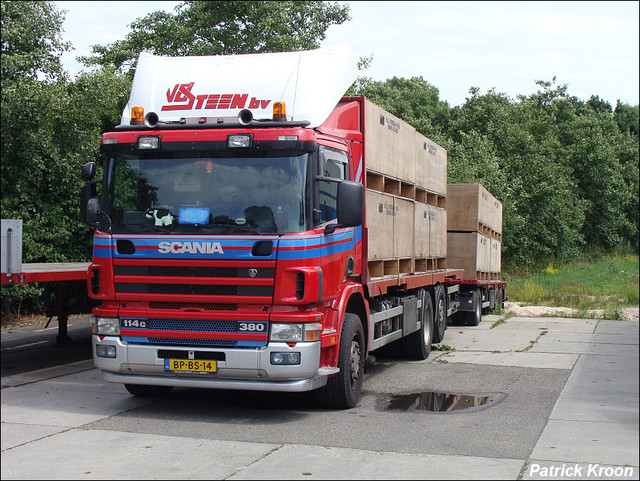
xmin=269 ymin=322 xmax=321 ymax=342
xmin=91 ymin=316 xmax=120 ymax=336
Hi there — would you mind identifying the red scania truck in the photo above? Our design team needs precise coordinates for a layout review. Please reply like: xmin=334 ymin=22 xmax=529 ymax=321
xmin=80 ymin=45 xmax=505 ymax=408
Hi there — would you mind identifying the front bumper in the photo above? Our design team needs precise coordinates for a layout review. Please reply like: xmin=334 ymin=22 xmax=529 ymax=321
xmin=93 ymin=335 xmax=337 ymax=392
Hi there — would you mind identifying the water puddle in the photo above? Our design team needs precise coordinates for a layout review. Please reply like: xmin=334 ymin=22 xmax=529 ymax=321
xmin=380 ymin=391 xmax=507 ymax=412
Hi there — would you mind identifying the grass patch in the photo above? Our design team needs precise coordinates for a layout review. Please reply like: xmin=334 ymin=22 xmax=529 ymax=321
xmin=433 ymin=344 xmax=455 ymax=352
xmin=504 ymin=254 xmax=638 ymax=310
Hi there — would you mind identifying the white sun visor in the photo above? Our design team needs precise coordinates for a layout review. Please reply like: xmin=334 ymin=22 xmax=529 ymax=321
xmin=119 ymin=44 xmax=358 ymax=128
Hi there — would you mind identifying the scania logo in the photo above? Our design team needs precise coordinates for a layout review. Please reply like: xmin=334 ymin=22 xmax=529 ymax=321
xmin=158 ymin=241 xmax=224 ymax=254
xmin=248 ymin=269 xmax=257 ymax=278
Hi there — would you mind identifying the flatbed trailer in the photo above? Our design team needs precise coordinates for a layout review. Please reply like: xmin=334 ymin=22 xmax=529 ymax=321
xmin=445 ymin=278 xmax=507 ymax=326
xmin=2 ymin=219 xmax=92 ymax=345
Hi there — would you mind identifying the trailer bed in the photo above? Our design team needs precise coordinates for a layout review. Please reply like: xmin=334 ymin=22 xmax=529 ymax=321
xmin=2 ymin=262 xmax=91 ymax=345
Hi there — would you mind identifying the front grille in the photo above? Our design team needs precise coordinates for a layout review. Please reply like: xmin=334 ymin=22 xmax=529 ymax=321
xmin=116 ymin=283 xmax=272 ymax=296
xmin=120 ymin=317 xmax=269 ymax=348
xmin=149 ymin=337 xmax=238 ymax=347
xmin=115 ymin=260 xmax=274 ymax=348
xmin=149 ymin=302 xmax=238 ymax=311
xmin=143 ymin=318 xmax=237 ymax=332
xmin=115 ymin=265 xmax=274 ymax=278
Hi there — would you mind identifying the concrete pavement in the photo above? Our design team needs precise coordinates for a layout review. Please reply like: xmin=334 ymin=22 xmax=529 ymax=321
xmin=1 ymin=312 xmax=638 ymax=480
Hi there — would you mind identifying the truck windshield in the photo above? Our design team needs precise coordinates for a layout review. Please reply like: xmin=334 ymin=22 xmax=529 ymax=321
xmin=102 ymin=153 xmax=309 ymax=235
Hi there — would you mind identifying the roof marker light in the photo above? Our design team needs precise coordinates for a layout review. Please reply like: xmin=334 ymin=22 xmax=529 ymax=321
xmin=131 ymin=106 xmax=144 ymax=125
xmin=273 ymin=102 xmax=286 ymax=120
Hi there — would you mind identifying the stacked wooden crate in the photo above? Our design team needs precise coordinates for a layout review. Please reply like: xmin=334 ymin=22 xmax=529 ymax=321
xmin=364 ymin=99 xmax=447 ymax=279
xmin=446 ymin=183 xmax=502 ymax=280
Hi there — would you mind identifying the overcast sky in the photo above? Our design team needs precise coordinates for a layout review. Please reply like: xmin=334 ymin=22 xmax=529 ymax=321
xmin=54 ymin=1 xmax=639 ymax=107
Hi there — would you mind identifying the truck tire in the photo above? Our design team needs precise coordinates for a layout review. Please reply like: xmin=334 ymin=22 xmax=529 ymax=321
xmin=464 ymin=289 xmax=482 ymax=326
xmin=124 ymin=384 xmax=174 ymax=397
xmin=451 ymin=311 xmax=465 ymax=326
xmin=402 ymin=288 xmax=433 ymax=360
xmin=315 ymin=313 xmax=365 ymax=409
xmin=432 ymin=284 xmax=447 ymax=343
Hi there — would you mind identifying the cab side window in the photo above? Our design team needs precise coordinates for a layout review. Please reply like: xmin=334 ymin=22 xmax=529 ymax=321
xmin=318 ymin=147 xmax=348 ymax=223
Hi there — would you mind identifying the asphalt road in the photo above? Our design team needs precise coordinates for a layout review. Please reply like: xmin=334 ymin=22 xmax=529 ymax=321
xmin=1 ymin=313 xmax=638 ymax=480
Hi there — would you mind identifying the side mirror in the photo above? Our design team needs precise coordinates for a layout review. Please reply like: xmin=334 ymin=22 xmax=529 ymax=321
xmin=80 ymin=182 xmax=100 ymax=227
xmin=325 ymin=180 xmax=364 ymax=235
xmin=86 ymin=198 xmax=100 ymax=225
xmin=81 ymin=162 xmax=96 ymax=182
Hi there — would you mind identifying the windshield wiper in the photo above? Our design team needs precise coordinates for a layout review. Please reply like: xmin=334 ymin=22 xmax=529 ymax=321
xmin=209 ymin=222 xmax=260 ymax=234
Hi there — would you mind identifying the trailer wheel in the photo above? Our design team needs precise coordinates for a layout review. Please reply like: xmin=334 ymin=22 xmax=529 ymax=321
xmin=402 ymin=288 xmax=433 ymax=360
xmin=124 ymin=384 xmax=173 ymax=397
xmin=451 ymin=312 xmax=465 ymax=326
xmin=464 ymin=289 xmax=482 ymax=326
xmin=496 ymin=287 xmax=504 ymax=310
xmin=315 ymin=313 xmax=365 ymax=409
xmin=432 ymin=284 xmax=447 ymax=343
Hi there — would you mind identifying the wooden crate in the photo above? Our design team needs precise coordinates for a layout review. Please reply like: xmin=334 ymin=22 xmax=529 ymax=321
xmin=429 ymin=205 xmax=447 ymax=259
xmin=447 ymin=232 xmax=491 ymax=278
xmin=413 ymin=204 xmax=447 ymax=261
xmin=366 ymin=190 xmax=395 ymax=260
xmin=395 ymin=197 xmax=414 ymax=259
xmin=414 ymin=203 xmax=430 ymax=258
xmin=365 ymin=190 xmax=415 ymax=272
xmin=415 ymin=133 xmax=447 ymax=196
xmin=447 ymin=183 xmax=502 ymax=235
xmin=363 ymin=99 xmax=416 ymax=182
xmin=490 ymin=238 xmax=502 ymax=274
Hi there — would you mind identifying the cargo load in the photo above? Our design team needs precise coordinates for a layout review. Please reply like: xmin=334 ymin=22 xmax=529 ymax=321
xmin=447 ymin=183 xmax=502 ymax=280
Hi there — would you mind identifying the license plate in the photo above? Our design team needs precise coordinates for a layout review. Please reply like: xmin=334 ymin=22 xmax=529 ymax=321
xmin=164 ymin=359 xmax=217 ymax=373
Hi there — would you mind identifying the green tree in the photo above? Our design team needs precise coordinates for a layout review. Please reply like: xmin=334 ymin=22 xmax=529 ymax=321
xmin=446 ymin=82 xmax=589 ymax=265
xmin=1 ymin=2 xmax=130 ymax=317
xmin=353 ymin=76 xmax=451 ymax=138
xmin=80 ymin=0 xmax=350 ymax=73
xmin=1 ymin=0 xmax=70 ymax=82
xmin=614 ymin=101 xmax=639 ymax=137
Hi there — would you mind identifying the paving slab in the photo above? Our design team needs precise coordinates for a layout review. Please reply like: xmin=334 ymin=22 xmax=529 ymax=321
xmin=227 ymin=443 xmax=525 ymax=480
xmin=0 ymin=429 xmax=279 ymax=480
xmin=0 ymin=422 xmax=66 ymax=451
xmin=530 ymin=418 xmax=639 ymax=467
xmin=439 ymin=350 xmax=578 ymax=369
xmin=529 ymin=317 xmax=639 ymax=472
xmin=496 ymin=317 xmax=599 ymax=333
xmin=1 ymin=369 xmax=150 ymax=430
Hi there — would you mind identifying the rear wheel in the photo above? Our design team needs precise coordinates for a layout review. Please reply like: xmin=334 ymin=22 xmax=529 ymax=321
xmin=464 ymin=289 xmax=482 ymax=326
xmin=432 ymin=284 xmax=447 ymax=343
xmin=315 ymin=313 xmax=365 ymax=409
xmin=496 ymin=287 xmax=504 ymax=310
xmin=402 ymin=288 xmax=433 ymax=360
xmin=124 ymin=384 xmax=174 ymax=397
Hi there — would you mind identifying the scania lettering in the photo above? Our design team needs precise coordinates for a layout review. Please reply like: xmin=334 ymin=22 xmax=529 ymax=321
xmin=157 ymin=241 xmax=224 ymax=254
xmin=80 ymin=45 xmax=506 ymax=408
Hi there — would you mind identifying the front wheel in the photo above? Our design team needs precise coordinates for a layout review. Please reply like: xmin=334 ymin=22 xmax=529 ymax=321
xmin=315 ymin=313 xmax=365 ymax=409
